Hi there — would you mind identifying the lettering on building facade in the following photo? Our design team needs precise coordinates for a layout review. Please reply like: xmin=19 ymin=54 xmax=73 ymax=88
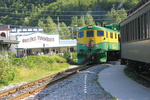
xmin=22 ymin=36 xmax=55 ymax=43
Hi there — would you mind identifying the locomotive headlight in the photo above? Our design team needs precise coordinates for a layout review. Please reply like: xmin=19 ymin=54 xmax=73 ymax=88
xmin=88 ymin=25 xmax=92 ymax=29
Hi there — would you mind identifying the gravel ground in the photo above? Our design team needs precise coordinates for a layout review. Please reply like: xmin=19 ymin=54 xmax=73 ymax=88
xmin=23 ymin=64 xmax=115 ymax=100
xmin=0 ymin=82 xmax=27 ymax=94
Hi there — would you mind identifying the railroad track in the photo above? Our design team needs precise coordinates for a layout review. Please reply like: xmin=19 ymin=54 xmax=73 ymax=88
xmin=139 ymin=73 xmax=150 ymax=82
xmin=0 ymin=64 xmax=95 ymax=100
xmin=133 ymin=70 xmax=150 ymax=82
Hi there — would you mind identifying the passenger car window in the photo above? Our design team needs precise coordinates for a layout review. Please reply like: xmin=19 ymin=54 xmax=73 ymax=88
xmin=106 ymin=31 xmax=108 ymax=38
xmin=110 ymin=33 xmax=113 ymax=38
xmin=97 ymin=31 xmax=104 ymax=36
xmin=87 ymin=31 xmax=94 ymax=37
xmin=78 ymin=32 xmax=84 ymax=38
xmin=115 ymin=33 xmax=117 ymax=39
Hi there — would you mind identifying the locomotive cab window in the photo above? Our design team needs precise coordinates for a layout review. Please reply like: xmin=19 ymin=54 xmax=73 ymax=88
xmin=97 ymin=31 xmax=104 ymax=36
xmin=87 ymin=31 xmax=94 ymax=37
xmin=78 ymin=32 xmax=84 ymax=38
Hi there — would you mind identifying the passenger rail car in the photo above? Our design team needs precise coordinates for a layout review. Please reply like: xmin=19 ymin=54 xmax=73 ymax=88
xmin=77 ymin=23 xmax=120 ymax=64
xmin=120 ymin=0 xmax=150 ymax=72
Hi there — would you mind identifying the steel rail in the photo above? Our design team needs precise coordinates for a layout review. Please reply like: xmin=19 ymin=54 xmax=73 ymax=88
xmin=8 ymin=64 xmax=93 ymax=100
xmin=139 ymin=74 xmax=150 ymax=82
xmin=133 ymin=70 xmax=150 ymax=82
xmin=0 ymin=65 xmax=85 ymax=98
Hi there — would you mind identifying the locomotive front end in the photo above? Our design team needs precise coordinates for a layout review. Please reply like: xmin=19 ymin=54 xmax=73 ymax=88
xmin=77 ymin=25 xmax=107 ymax=64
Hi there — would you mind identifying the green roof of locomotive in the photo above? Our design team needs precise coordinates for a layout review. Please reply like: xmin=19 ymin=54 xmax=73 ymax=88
xmin=77 ymin=25 xmax=120 ymax=33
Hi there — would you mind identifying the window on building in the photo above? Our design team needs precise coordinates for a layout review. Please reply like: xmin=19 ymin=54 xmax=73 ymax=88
xmin=97 ymin=31 xmax=104 ymax=36
xmin=27 ymin=49 xmax=32 ymax=55
xmin=1 ymin=33 xmax=6 ymax=37
xmin=70 ymin=48 xmax=74 ymax=52
xmin=87 ymin=31 xmax=94 ymax=37
xmin=78 ymin=32 xmax=84 ymax=38
xmin=45 ymin=48 xmax=49 ymax=54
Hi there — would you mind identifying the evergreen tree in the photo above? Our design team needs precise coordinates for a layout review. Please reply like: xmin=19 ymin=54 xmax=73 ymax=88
xmin=78 ymin=16 xmax=86 ymax=27
xmin=70 ymin=16 xmax=78 ymax=27
xmin=45 ymin=16 xmax=58 ymax=33
xmin=70 ymin=16 xmax=79 ymax=39
xmin=107 ymin=8 xmax=127 ymax=23
xmin=0 ymin=0 xmax=140 ymax=28
xmin=85 ymin=13 xmax=95 ymax=25
xmin=22 ymin=17 xmax=30 ymax=26
xmin=59 ymin=22 xmax=71 ymax=39
xmin=118 ymin=8 xmax=127 ymax=22
xmin=38 ymin=20 xmax=45 ymax=27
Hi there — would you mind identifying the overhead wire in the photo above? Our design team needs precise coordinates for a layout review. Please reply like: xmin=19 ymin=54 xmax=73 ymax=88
xmin=0 ymin=16 xmax=118 ymax=21
xmin=0 ymin=11 xmax=127 ymax=17
xmin=0 ymin=7 xmax=129 ymax=12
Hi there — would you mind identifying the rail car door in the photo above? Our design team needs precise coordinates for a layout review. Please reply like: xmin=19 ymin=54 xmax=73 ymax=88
xmin=118 ymin=34 xmax=120 ymax=42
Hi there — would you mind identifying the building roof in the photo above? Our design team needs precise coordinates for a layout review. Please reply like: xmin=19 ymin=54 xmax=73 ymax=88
xmin=0 ymin=25 xmax=10 ymax=29
xmin=59 ymin=39 xmax=76 ymax=44
xmin=0 ymin=36 xmax=20 ymax=44
xmin=10 ymin=27 xmax=44 ymax=34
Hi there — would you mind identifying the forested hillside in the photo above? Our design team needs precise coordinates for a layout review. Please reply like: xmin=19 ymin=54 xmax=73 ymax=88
xmin=0 ymin=0 xmax=140 ymax=38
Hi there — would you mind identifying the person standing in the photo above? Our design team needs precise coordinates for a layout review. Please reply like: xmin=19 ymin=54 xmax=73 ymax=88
xmin=36 ymin=52 xmax=40 ymax=56
xmin=41 ymin=52 xmax=44 ymax=55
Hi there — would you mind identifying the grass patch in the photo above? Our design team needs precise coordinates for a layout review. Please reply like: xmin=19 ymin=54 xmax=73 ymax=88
xmin=111 ymin=97 xmax=117 ymax=100
xmin=0 ymin=54 xmax=77 ymax=87
xmin=91 ymin=77 xmax=104 ymax=90
xmin=124 ymin=66 xmax=150 ymax=88
xmin=124 ymin=66 xmax=139 ymax=79
xmin=67 ymin=59 xmax=79 ymax=65
xmin=90 ymin=77 xmax=116 ymax=100
xmin=91 ymin=77 xmax=98 ymax=82
xmin=8 ymin=63 xmax=69 ymax=84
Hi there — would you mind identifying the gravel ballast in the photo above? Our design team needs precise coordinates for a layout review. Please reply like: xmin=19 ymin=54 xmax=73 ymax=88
xmin=23 ymin=64 xmax=115 ymax=100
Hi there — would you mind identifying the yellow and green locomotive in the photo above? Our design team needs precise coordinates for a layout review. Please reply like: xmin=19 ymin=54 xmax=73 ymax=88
xmin=77 ymin=23 xmax=120 ymax=63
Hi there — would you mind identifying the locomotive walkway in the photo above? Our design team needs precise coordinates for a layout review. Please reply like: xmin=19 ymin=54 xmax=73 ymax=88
xmin=98 ymin=62 xmax=150 ymax=100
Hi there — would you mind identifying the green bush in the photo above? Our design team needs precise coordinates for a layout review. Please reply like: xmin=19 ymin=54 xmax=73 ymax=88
xmin=54 ymin=56 xmax=67 ymax=63
xmin=64 ymin=52 xmax=71 ymax=58
xmin=0 ymin=53 xmax=69 ymax=86
xmin=0 ymin=58 xmax=17 ymax=85
xmin=12 ymin=55 xmax=67 ymax=69
xmin=72 ymin=52 xmax=77 ymax=60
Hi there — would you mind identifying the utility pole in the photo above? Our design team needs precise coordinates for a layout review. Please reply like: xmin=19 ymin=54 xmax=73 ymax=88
xmin=71 ymin=27 xmax=74 ymax=39
xmin=43 ymin=43 xmax=45 ymax=54
xmin=57 ymin=16 xmax=59 ymax=31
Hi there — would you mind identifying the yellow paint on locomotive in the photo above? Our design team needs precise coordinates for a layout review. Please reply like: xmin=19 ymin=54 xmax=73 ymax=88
xmin=77 ymin=30 xmax=120 ymax=44
xmin=129 ymin=50 xmax=139 ymax=53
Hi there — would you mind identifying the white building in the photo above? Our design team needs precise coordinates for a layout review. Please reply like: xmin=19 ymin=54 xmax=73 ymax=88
xmin=10 ymin=27 xmax=76 ymax=57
